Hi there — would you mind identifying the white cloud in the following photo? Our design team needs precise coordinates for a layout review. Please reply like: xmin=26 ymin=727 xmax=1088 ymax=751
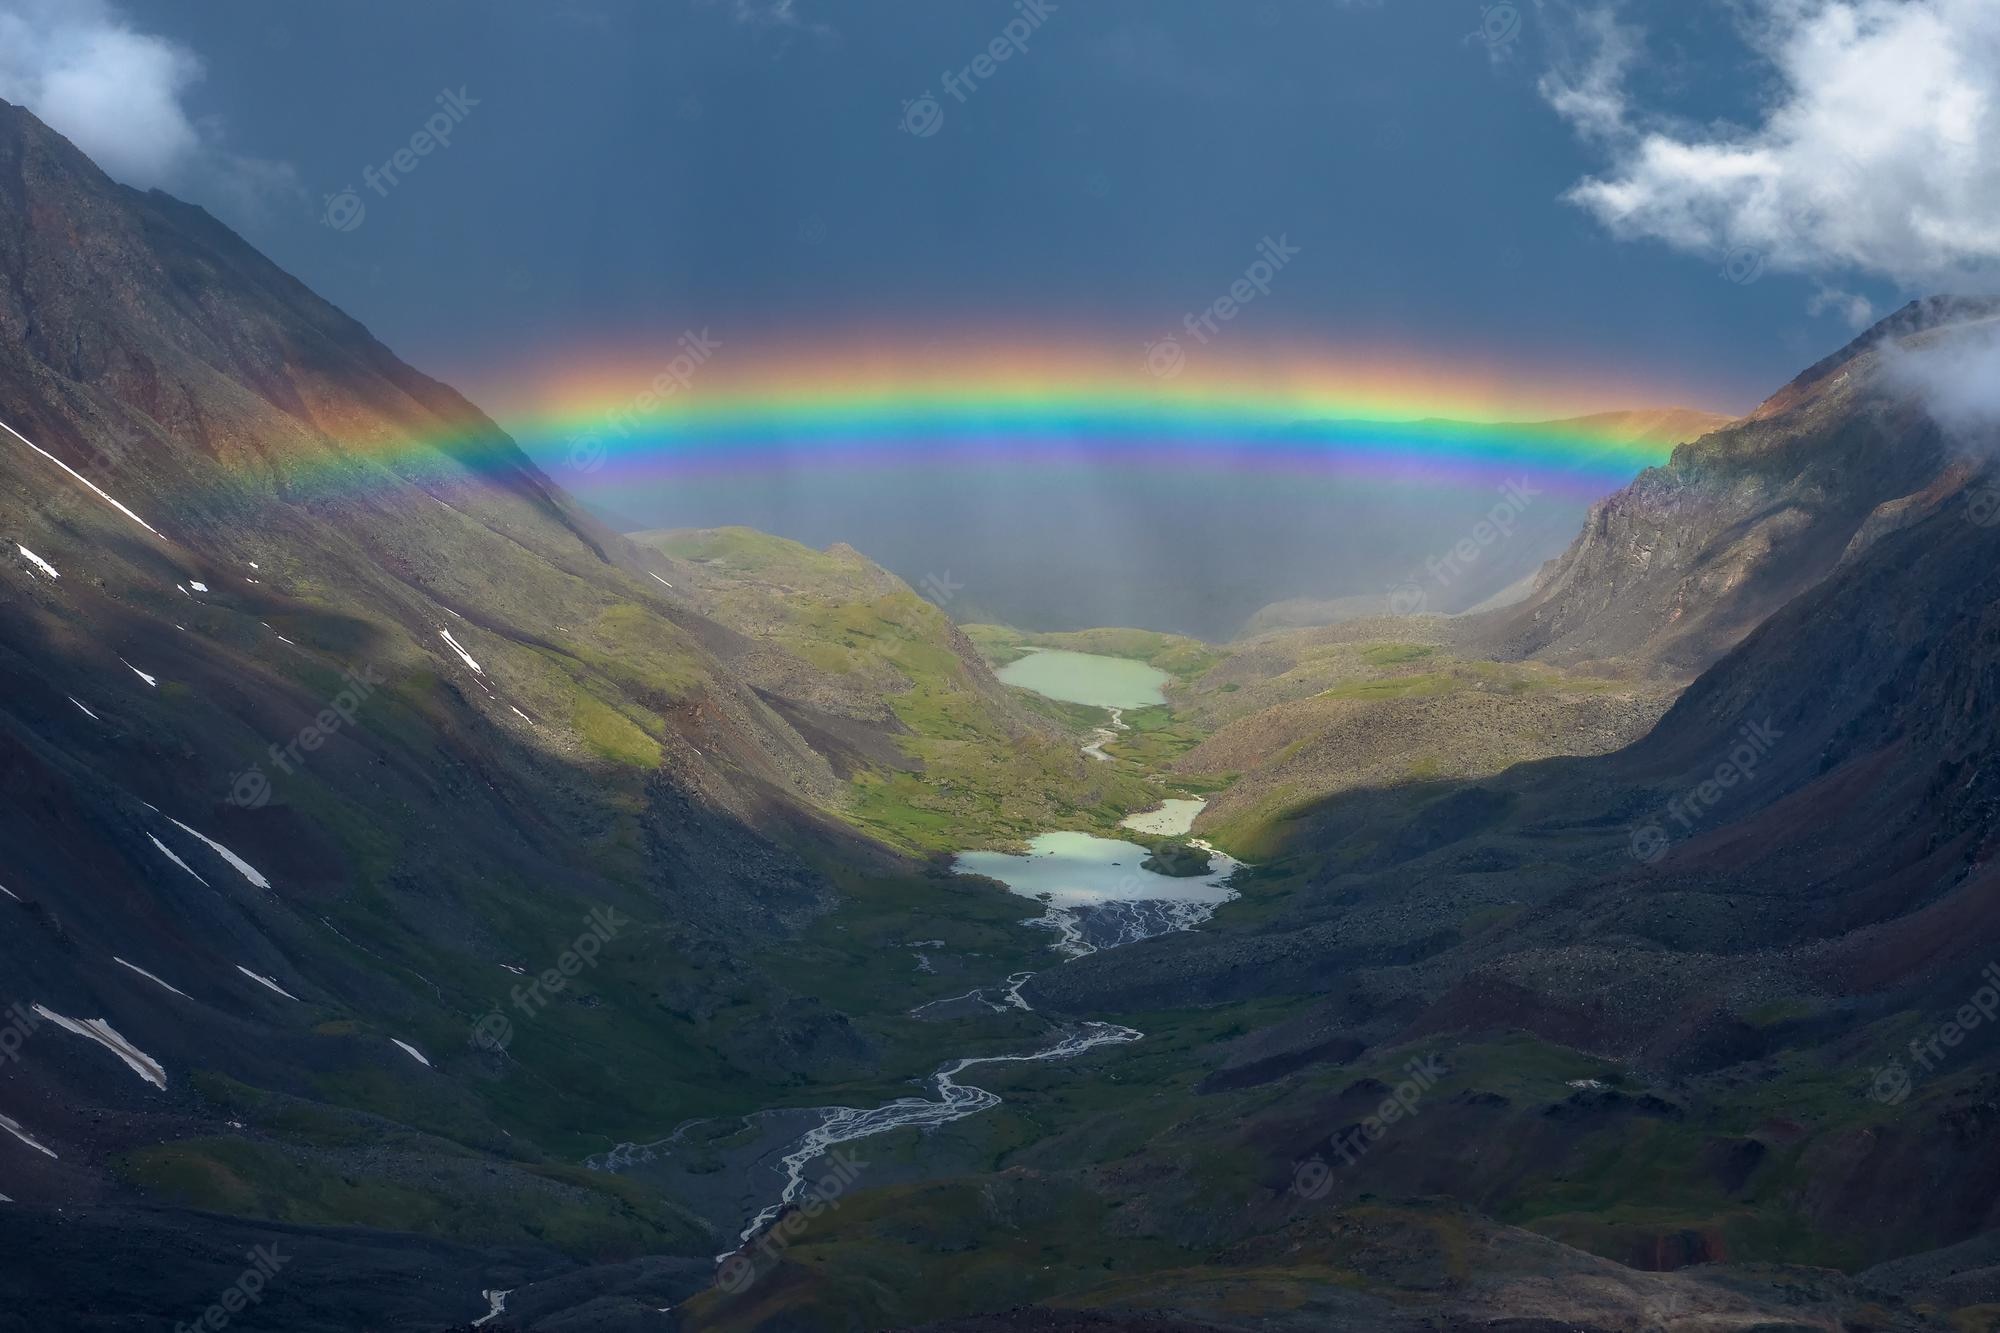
xmin=0 ymin=0 xmax=293 ymax=205
xmin=1545 ymin=0 xmax=2000 ymax=291
xmin=1884 ymin=313 xmax=2000 ymax=437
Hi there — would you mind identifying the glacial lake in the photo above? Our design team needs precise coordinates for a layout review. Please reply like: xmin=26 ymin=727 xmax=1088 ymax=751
xmin=994 ymin=649 xmax=1169 ymax=708
xmin=955 ymin=830 xmax=1239 ymax=957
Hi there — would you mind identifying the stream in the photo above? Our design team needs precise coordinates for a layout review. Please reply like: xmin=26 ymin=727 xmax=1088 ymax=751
xmin=591 ymin=652 xmax=1232 ymax=1274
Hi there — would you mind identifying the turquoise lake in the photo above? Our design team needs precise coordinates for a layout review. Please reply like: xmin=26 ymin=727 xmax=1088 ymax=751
xmin=993 ymin=649 xmax=1169 ymax=708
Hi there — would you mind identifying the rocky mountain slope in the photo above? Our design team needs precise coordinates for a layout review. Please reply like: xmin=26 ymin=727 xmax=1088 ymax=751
xmin=942 ymin=321 xmax=2000 ymax=1329
xmin=0 ymin=97 xmax=1010 ymax=1329
xmin=1238 ymin=407 xmax=1733 ymax=636
xmin=1172 ymin=634 xmax=1675 ymax=856
xmin=629 ymin=527 xmax=1155 ymax=850
xmin=1479 ymin=297 xmax=2000 ymax=675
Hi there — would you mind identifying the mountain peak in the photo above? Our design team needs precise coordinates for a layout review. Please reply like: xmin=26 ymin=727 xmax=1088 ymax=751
xmin=1751 ymin=294 xmax=2000 ymax=422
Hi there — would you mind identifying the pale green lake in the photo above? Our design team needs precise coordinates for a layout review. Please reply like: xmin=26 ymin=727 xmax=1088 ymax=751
xmin=956 ymin=831 xmax=1237 ymax=908
xmin=994 ymin=649 xmax=1169 ymax=708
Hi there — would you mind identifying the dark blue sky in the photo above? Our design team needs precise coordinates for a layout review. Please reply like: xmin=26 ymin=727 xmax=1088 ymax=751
xmin=136 ymin=0 xmax=1896 ymax=418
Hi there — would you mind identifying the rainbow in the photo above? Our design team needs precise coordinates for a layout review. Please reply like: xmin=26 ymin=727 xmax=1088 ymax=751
xmin=441 ymin=338 xmax=1724 ymax=497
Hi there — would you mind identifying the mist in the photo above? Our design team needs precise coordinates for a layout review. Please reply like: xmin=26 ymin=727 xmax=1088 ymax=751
xmin=599 ymin=464 xmax=1597 ymax=641
xmin=1886 ymin=312 xmax=2000 ymax=444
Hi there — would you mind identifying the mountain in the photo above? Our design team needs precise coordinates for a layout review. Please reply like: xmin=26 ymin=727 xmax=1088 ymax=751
xmin=1237 ymin=407 xmax=1733 ymax=637
xmin=1481 ymin=297 xmax=2000 ymax=675
xmin=940 ymin=307 xmax=2000 ymax=1327
xmin=0 ymin=97 xmax=1039 ymax=1328
xmin=626 ymin=526 xmax=1160 ymax=850
xmin=1164 ymin=621 xmax=1677 ymax=856
xmin=10 ymin=83 xmax=2000 ymax=1332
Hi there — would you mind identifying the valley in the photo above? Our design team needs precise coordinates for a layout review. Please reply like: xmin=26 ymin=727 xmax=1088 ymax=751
xmin=3 ymin=68 xmax=2000 ymax=1333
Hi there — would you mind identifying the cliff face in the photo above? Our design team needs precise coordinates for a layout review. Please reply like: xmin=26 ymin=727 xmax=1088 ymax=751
xmin=1480 ymin=297 xmax=2000 ymax=676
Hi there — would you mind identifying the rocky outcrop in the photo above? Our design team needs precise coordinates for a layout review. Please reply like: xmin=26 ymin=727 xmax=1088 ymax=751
xmin=1477 ymin=298 xmax=2000 ymax=676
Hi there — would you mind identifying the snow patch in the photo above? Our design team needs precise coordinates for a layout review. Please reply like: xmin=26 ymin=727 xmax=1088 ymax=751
xmin=115 ymin=957 xmax=191 ymax=1000
xmin=67 ymin=697 xmax=99 ymax=720
xmin=0 ymin=416 xmax=162 ymax=538
xmin=438 ymin=629 xmax=482 ymax=673
xmin=236 ymin=966 xmax=299 ymax=1001
xmin=188 ymin=581 xmax=208 ymax=592
xmin=149 ymin=835 xmax=208 ymax=885
xmin=16 ymin=545 xmax=58 ymax=579
xmin=120 ymin=659 xmax=157 ymax=687
xmin=508 ymin=705 xmax=532 ymax=724
xmin=0 ymin=1112 xmax=56 ymax=1159
xmin=650 ymin=572 xmax=674 ymax=588
xmin=472 ymin=1290 xmax=513 ymax=1328
xmin=0 ymin=883 xmax=17 ymax=901
xmin=390 ymin=1038 xmax=432 ymax=1067
xmin=31 ymin=1006 xmax=167 ymax=1089
xmin=166 ymin=818 xmax=271 ymax=889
